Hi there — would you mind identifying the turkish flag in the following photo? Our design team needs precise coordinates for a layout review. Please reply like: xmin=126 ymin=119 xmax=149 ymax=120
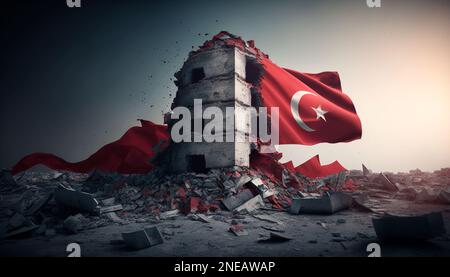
xmin=11 ymin=120 xmax=169 ymax=175
xmin=259 ymin=58 xmax=362 ymax=145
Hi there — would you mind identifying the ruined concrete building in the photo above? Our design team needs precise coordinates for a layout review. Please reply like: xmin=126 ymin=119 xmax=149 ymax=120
xmin=165 ymin=34 xmax=261 ymax=173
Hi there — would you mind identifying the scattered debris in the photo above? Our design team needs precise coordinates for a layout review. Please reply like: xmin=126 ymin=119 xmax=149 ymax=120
xmin=160 ymin=209 xmax=180 ymax=219
xmin=2 ymin=160 xmax=449 ymax=246
xmin=374 ymin=173 xmax=398 ymax=192
xmin=290 ymin=192 xmax=352 ymax=215
xmin=1 ymin=224 xmax=39 ymax=239
xmin=252 ymin=214 xmax=282 ymax=224
xmin=262 ymin=225 xmax=285 ymax=233
xmin=100 ymin=197 xmax=116 ymax=206
xmin=221 ymin=189 xmax=254 ymax=211
xmin=105 ymin=212 xmax=124 ymax=224
xmin=100 ymin=204 xmax=123 ymax=214
xmin=373 ymin=212 xmax=446 ymax=241
xmin=229 ymin=224 xmax=248 ymax=236
xmin=439 ymin=190 xmax=450 ymax=204
xmin=416 ymin=188 xmax=439 ymax=203
xmin=145 ymin=226 xmax=165 ymax=245
xmin=190 ymin=214 xmax=210 ymax=223
xmin=235 ymin=195 xmax=264 ymax=213
xmin=54 ymin=185 xmax=99 ymax=213
xmin=25 ymin=193 xmax=53 ymax=216
xmin=236 ymin=175 xmax=252 ymax=187
xmin=244 ymin=178 xmax=276 ymax=198
xmin=362 ymin=164 xmax=371 ymax=177
xmin=122 ymin=226 xmax=163 ymax=250
xmin=258 ymin=232 xmax=292 ymax=243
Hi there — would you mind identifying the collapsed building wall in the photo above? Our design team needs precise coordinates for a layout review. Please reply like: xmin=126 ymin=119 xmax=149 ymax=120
xmin=167 ymin=43 xmax=257 ymax=173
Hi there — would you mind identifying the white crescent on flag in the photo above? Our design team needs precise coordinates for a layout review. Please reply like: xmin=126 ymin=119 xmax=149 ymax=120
xmin=290 ymin=91 xmax=316 ymax=132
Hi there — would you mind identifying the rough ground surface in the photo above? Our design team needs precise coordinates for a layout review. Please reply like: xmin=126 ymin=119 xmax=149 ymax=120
xmin=1 ymin=204 xmax=450 ymax=257
xmin=1 ymin=168 xmax=449 ymax=257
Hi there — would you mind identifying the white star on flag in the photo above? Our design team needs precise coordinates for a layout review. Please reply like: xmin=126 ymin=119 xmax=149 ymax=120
xmin=312 ymin=105 xmax=328 ymax=122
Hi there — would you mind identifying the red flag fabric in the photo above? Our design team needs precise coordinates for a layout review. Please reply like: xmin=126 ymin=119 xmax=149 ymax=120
xmin=11 ymin=120 xmax=169 ymax=175
xmin=250 ymin=151 xmax=346 ymax=180
xmin=11 ymin=32 xmax=360 ymax=179
xmin=293 ymin=155 xmax=346 ymax=179
xmin=259 ymin=58 xmax=362 ymax=145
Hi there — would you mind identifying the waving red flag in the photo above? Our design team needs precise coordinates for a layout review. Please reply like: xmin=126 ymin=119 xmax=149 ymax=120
xmin=12 ymin=120 xmax=169 ymax=175
xmin=259 ymin=58 xmax=362 ymax=145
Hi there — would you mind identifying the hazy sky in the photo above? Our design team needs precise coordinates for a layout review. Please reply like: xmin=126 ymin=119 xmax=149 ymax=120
xmin=1 ymin=0 xmax=449 ymax=172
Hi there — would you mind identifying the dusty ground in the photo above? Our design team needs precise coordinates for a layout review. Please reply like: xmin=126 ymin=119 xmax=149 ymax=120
xmin=1 ymin=202 xmax=449 ymax=257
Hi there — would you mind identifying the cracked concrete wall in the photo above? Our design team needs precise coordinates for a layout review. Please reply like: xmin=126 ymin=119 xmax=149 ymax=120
xmin=176 ymin=46 xmax=246 ymax=88
xmin=169 ymin=45 xmax=253 ymax=173
xmin=168 ymin=142 xmax=250 ymax=173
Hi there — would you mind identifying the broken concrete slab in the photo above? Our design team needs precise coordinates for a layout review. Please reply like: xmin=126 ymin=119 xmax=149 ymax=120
xmin=374 ymin=173 xmax=398 ymax=192
xmin=190 ymin=214 xmax=210 ymax=223
xmin=373 ymin=212 xmax=446 ymax=241
xmin=352 ymin=194 xmax=377 ymax=213
xmin=100 ymin=204 xmax=123 ymax=214
xmin=416 ymin=188 xmax=439 ymax=203
xmin=252 ymin=214 xmax=282 ymax=224
xmin=1 ymin=224 xmax=39 ymax=240
xmin=362 ymin=164 xmax=371 ymax=177
xmin=221 ymin=189 xmax=254 ymax=211
xmin=236 ymin=175 xmax=252 ymax=187
xmin=105 ymin=212 xmax=124 ymax=224
xmin=244 ymin=178 xmax=276 ymax=198
xmin=258 ymin=232 xmax=292 ymax=243
xmin=160 ymin=209 xmax=180 ymax=219
xmin=25 ymin=193 xmax=53 ymax=216
xmin=122 ymin=230 xmax=152 ymax=250
xmin=290 ymin=192 xmax=353 ymax=215
xmin=235 ymin=195 xmax=264 ymax=213
xmin=221 ymin=179 xmax=235 ymax=190
xmin=144 ymin=227 xmax=164 ymax=246
xmin=395 ymin=187 xmax=418 ymax=201
xmin=122 ymin=227 xmax=164 ymax=250
xmin=261 ymin=225 xmax=285 ymax=233
xmin=54 ymin=185 xmax=99 ymax=213
xmin=289 ymin=197 xmax=302 ymax=214
xmin=100 ymin=197 xmax=115 ymax=206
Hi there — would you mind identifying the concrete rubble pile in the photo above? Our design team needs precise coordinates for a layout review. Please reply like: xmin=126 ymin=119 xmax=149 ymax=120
xmin=0 ymin=164 xmax=353 ymax=242
xmin=1 ymin=165 xmax=449 ymax=247
xmin=349 ymin=166 xmax=450 ymax=214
